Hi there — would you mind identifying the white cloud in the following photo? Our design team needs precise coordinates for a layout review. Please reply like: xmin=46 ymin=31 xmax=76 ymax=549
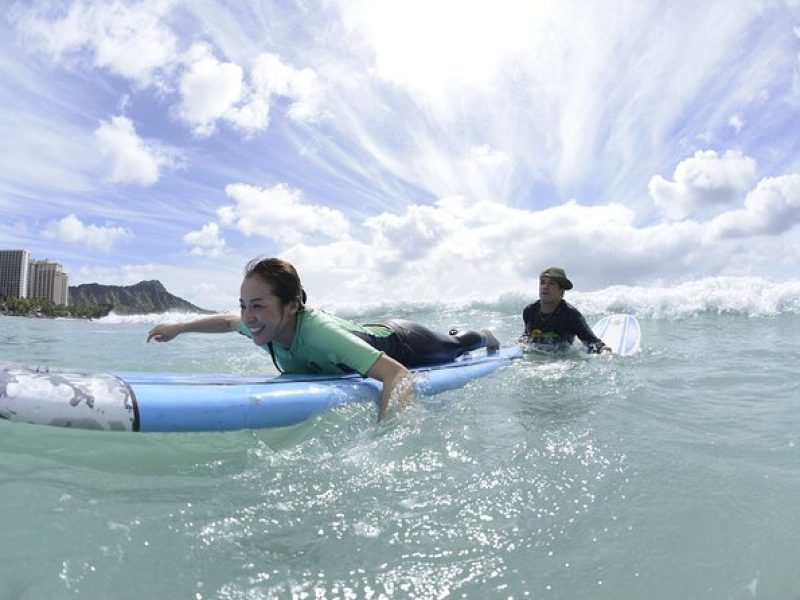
xmin=183 ymin=222 xmax=226 ymax=257
xmin=94 ymin=115 xmax=177 ymax=185
xmin=649 ymin=150 xmax=757 ymax=220
xmin=279 ymin=196 xmax=711 ymax=306
xmin=283 ymin=65 xmax=323 ymax=122
xmin=177 ymin=44 xmax=244 ymax=137
xmin=218 ymin=183 xmax=351 ymax=245
xmin=13 ymin=0 xmax=178 ymax=86
xmin=705 ymin=174 xmax=800 ymax=241
xmin=42 ymin=214 xmax=134 ymax=252
xmin=468 ymin=145 xmax=510 ymax=168
xmin=177 ymin=47 xmax=322 ymax=137
xmin=728 ymin=114 xmax=744 ymax=133
xmin=365 ymin=204 xmax=453 ymax=261
xmin=227 ymin=53 xmax=322 ymax=132
xmin=278 ymin=174 xmax=800 ymax=305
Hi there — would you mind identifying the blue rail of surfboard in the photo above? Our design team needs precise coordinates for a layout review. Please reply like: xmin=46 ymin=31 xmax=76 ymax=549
xmin=125 ymin=346 xmax=521 ymax=432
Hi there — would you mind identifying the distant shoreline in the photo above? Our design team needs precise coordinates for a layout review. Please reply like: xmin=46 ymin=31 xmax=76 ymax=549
xmin=0 ymin=303 xmax=111 ymax=320
xmin=1 ymin=279 xmax=212 ymax=319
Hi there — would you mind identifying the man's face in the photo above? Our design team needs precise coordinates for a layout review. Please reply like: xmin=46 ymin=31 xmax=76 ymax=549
xmin=539 ymin=276 xmax=564 ymax=306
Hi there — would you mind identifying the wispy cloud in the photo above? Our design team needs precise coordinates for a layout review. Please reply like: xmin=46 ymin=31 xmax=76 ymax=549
xmin=12 ymin=0 xmax=179 ymax=87
xmin=323 ymin=0 xmax=792 ymax=204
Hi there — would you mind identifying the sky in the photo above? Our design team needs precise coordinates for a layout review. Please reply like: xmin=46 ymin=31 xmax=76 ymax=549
xmin=1 ymin=0 xmax=800 ymax=311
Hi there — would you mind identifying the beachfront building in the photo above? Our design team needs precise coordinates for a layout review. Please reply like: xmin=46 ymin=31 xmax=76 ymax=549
xmin=0 ymin=249 xmax=30 ymax=299
xmin=29 ymin=259 xmax=70 ymax=307
xmin=0 ymin=250 xmax=70 ymax=306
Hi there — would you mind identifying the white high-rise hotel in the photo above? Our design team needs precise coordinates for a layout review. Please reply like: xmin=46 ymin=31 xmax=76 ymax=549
xmin=0 ymin=249 xmax=69 ymax=306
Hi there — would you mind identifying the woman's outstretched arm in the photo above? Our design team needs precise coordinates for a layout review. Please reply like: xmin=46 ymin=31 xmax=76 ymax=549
xmin=147 ymin=314 xmax=240 ymax=343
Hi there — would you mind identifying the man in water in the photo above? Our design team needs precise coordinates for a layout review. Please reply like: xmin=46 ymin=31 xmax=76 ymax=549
xmin=521 ymin=267 xmax=612 ymax=354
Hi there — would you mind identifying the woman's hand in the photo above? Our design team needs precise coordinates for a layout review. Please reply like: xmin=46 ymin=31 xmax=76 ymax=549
xmin=367 ymin=355 xmax=415 ymax=421
xmin=147 ymin=323 xmax=183 ymax=343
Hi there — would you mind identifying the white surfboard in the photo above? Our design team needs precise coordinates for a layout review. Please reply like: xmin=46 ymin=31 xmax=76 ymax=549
xmin=591 ymin=313 xmax=642 ymax=356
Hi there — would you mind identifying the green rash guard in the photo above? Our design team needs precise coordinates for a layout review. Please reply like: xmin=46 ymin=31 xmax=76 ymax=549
xmin=237 ymin=308 xmax=392 ymax=376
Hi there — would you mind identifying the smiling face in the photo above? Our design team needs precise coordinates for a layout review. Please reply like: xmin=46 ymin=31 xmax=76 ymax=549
xmin=239 ymin=275 xmax=299 ymax=348
xmin=538 ymin=276 xmax=564 ymax=311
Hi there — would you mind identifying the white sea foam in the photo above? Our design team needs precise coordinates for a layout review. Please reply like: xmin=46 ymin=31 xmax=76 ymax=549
xmin=91 ymin=276 xmax=800 ymax=323
xmin=573 ymin=276 xmax=800 ymax=318
xmin=476 ymin=276 xmax=800 ymax=319
xmin=446 ymin=276 xmax=800 ymax=319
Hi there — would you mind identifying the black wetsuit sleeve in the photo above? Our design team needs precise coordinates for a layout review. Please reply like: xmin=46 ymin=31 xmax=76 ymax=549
xmin=570 ymin=309 xmax=606 ymax=353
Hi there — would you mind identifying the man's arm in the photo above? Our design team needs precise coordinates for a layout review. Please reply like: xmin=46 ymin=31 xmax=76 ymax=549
xmin=572 ymin=312 xmax=612 ymax=354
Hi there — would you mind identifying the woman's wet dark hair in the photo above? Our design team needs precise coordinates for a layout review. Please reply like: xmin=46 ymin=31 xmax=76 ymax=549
xmin=244 ymin=257 xmax=307 ymax=308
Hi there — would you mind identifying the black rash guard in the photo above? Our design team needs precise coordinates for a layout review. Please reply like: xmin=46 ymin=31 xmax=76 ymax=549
xmin=522 ymin=300 xmax=607 ymax=353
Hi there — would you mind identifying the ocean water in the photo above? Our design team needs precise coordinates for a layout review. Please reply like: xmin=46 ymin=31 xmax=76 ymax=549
xmin=1 ymin=277 xmax=799 ymax=600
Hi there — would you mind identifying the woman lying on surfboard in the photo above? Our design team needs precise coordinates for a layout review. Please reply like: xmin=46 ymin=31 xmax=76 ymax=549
xmin=147 ymin=257 xmax=500 ymax=420
xmin=520 ymin=267 xmax=612 ymax=354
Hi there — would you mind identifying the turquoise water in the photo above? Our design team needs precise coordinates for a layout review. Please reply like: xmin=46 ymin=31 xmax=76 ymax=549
xmin=2 ymin=281 xmax=800 ymax=599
